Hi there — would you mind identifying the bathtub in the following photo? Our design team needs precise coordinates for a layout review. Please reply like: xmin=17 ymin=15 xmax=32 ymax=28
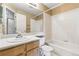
xmin=48 ymin=40 xmax=79 ymax=56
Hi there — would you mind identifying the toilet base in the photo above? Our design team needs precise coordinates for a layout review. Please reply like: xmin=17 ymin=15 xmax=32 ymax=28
xmin=39 ymin=45 xmax=54 ymax=56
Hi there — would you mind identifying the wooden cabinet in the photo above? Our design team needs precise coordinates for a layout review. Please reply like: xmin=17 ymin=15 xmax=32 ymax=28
xmin=0 ymin=44 xmax=25 ymax=56
xmin=0 ymin=40 xmax=39 ymax=56
xmin=26 ymin=41 xmax=39 ymax=51
xmin=27 ymin=48 xmax=39 ymax=56
xmin=25 ymin=41 xmax=39 ymax=56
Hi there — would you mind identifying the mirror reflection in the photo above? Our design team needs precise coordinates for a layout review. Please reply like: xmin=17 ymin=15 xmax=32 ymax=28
xmin=0 ymin=3 xmax=44 ymax=36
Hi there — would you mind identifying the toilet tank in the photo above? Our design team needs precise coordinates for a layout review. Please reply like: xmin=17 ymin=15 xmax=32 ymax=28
xmin=35 ymin=32 xmax=45 ymax=46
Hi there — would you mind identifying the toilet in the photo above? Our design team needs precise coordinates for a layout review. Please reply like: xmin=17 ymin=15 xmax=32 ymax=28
xmin=40 ymin=45 xmax=54 ymax=56
xmin=35 ymin=32 xmax=54 ymax=56
xmin=39 ymin=38 xmax=54 ymax=56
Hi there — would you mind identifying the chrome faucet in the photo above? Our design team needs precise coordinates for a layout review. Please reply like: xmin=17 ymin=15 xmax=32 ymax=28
xmin=16 ymin=34 xmax=23 ymax=38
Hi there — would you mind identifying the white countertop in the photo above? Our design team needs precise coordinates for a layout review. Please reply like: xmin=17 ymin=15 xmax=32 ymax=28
xmin=0 ymin=35 xmax=39 ymax=50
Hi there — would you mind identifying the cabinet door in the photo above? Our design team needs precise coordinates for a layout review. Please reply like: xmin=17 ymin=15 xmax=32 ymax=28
xmin=27 ymin=48 xmax=39 ymax=56
xmin=0 ymin=45 xmax=25 ymax=56
xmin=26 ymin=41 xmax=39 ymax=51
xmin=17 ymin=53 xmax=25 ymax=56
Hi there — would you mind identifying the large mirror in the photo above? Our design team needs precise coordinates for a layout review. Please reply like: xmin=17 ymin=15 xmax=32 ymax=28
xmin=0 ymin=3 xmax=50 ymax=36
xmin=1 ymin=3 xmax=43 ymax=35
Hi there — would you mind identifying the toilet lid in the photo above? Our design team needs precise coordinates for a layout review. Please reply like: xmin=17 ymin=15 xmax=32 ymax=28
xmin=41 ymin=45 xmax=54 ymax=52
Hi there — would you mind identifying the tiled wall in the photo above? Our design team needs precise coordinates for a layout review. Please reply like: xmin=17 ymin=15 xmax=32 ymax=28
xmin=51 ymin=8 xmax=79 ymax=55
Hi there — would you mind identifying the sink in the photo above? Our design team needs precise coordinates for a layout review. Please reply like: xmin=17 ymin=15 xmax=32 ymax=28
xmin=5 ymin=36 xmax=33 ymax=43
xmin=6 ymin=39 xmax=22 ymax=43
xmin=6 ymin=37 xmax=27 ymax=43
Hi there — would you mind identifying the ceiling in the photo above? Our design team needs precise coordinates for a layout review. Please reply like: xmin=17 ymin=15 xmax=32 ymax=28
xmin=43 ymin=3 xmax=59 ymax=8
xmin=9 ymin=3 xmax=42 ymax=15
xmin=8 ymin=3 xmax=59 ymax=16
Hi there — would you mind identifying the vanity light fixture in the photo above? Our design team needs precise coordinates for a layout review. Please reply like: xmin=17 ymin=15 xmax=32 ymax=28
xmin=26 ymin=3 xmax=39 ymax=9
xmin=29 ymin=3 xmax=38 ymax=7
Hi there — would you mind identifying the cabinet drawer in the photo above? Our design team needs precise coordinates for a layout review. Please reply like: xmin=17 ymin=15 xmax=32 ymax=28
xmin=27 ymin=48 xmax=39 ymax=56
xmin=0 ymin=44 xmax=25 ymax=56
xmin=26 ymin=41 xmax=39 ymax=51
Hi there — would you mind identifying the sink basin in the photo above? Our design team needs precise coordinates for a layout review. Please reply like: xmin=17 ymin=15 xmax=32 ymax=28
xmin=6 ymin=37 xmax=27 ymax=43
xmin=5 ymin=36 xmax=33 ymax=43
xmin=6 ymin=39 xmax=22 ymax=43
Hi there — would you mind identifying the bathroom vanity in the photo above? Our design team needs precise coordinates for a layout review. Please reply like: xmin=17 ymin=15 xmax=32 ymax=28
xmin=0 ymin=37 xmax=39 ymax=56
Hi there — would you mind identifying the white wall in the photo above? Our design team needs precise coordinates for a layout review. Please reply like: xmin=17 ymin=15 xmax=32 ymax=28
xmin=43 ymin=13 xmax=52 ymax=42
xmin=16 ymin=13 xmax=26 ymax=33
xmin=31 ymin=19 xmax=43 ymax=32
xmin=51 ymin=8 xmax=79 ymax=55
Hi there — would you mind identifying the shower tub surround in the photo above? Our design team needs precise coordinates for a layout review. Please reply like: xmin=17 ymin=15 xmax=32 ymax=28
xmin=51 ymin=8 xmax=79 ymax=56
